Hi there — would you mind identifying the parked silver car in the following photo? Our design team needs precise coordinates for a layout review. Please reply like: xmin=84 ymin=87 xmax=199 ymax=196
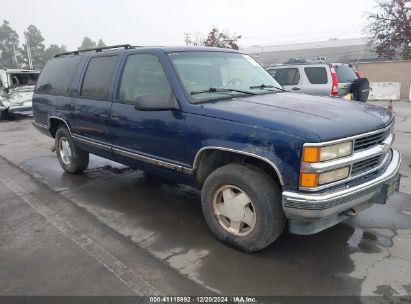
xmin=266 ymin=63 xmax=369 ymax=102
xmin=0 ymin=69 xmax=39 ymax=119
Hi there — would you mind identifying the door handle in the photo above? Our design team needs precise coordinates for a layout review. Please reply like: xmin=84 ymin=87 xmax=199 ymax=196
xmin=292 ymin=87 xmax=301 ymax=91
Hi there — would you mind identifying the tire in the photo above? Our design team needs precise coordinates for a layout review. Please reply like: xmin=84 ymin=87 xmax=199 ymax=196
xmin=350 ymin=78 xmax=370 ymax=102
xmin=55 ymin=127 xmax=89 ymax=174
xmin=0 ymin=109 xmax=9 ymax=120
xmin=201 ymin=163 xmax=286 ymax=252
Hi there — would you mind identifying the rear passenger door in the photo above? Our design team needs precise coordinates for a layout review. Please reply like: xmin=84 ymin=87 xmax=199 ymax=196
xmin=109 ymin=52 xmax=186 ymax=168
xmin=70 ymin=55 xmax=118 ymax=156
xmin=268 ymin=67 xmax=302 ymax=92
xmin=302 ymin=66 xmax=330 ymax=96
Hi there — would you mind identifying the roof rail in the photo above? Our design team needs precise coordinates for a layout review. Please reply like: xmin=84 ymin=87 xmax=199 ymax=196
xmin=54 ymin=44 xmax=135 ymax=57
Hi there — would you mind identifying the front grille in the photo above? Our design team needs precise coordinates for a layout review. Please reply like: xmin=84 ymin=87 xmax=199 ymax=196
xmin=354 ymin=128 xmax=390 ymax=151
xmin=351 ymin=155 xmax=382 ymax=176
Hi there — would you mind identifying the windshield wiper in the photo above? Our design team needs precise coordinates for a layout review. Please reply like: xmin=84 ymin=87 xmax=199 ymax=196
xmin=249 ymin=84 xmax=288 ymax=92
xmin=190 ymin=87 xmax=256 ymax=96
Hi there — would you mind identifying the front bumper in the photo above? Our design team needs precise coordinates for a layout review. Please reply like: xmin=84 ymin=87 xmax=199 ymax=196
xmin=282 ymin=149 xmax=401 ymax=234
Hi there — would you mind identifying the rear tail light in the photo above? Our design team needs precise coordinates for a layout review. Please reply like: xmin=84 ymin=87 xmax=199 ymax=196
xmin=329 ymin=65 xmax=339 ymax=96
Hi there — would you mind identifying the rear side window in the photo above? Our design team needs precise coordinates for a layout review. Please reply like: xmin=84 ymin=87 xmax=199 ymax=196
xmin=118 ymin=54 xmax=172 ymax=103
xmin=81 ymin=56 xmax=117 ymax=100
xmin=334 ymin=65 xmax=358 ymax=83
xmin=270 ymin=68 xmax=300 ymax=86
xmin=304 ymin=67 xmax=328 ymax=84
xmin=35 ymin=56 xmax=81 ymax=95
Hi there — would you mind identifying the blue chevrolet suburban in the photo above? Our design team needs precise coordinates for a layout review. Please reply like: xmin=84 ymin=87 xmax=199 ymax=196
xmin=32 ymin=45 xmax=401 ymax=252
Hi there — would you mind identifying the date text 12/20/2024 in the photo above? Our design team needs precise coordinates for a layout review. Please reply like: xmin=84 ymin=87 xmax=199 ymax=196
xmin=149 ymin=296 xmax=258 ymax=303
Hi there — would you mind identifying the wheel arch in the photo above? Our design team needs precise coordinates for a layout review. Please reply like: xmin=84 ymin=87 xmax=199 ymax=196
xmin=48 ymin=116 xmax=71 ymax=138
xmin=193 ymin=147 xmax=284 ymax=188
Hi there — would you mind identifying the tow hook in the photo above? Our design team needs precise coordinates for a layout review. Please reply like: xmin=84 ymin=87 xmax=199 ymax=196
xmin=50 ymin=144 xmax=56 ymax=152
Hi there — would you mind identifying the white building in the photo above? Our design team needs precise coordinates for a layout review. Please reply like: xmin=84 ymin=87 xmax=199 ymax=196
xmin=241 ymin=37 xmax=378 ymax=66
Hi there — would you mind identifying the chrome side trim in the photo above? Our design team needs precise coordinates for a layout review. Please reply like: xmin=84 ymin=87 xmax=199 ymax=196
xmin=192 ymin=146 xmax=284 ymax=185
xmin=72 ymin=135 xmax=112 ymax=152
xmin=182 ymin=167 xmax=194 ymax=175
xmin=112 ymin=147 xmax=183 ymax=171
xmin=72 ymin=135 xmax=193 ymax=174
xmin=33 ymin=121 xmax=49 ymax=129
xmin=48 ymin=116 xmax=72 ymax=135
xmin=303 ymin=120 xmax=394 ymax=147
xmin=301 ymin=133 xmax=393 ymax=173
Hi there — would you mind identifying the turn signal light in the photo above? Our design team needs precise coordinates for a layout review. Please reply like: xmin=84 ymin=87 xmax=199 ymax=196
xmin=302 ymin=146 xmax=320 ymax=163
xmin=299 ymin=172 xmax=318 ymax=187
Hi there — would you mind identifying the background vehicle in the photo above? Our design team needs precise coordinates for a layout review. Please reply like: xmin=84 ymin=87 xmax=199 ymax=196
xmin=0 ymin=69 xmax=39 ymax=119
xmin=266 ymin=63 xmax=370 ymax=102
xmin=33 ymin=45 xmax=399 ymax=252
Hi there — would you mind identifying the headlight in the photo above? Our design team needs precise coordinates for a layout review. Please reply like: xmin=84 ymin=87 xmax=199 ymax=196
xmin=302 ymin=141 xmax=353 ymax=162
xmin=300 ymin=141 xmax=353 ymax=188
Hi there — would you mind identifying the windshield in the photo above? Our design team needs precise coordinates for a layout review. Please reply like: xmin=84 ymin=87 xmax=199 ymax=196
xmin=8 ymin=73 xmax=39 ymax=88
xmin=168 ymin=51 xmax=283 ymax=103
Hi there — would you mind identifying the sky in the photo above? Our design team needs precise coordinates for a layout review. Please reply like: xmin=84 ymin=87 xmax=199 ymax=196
xmin=2 ymin=0 xmax=377 ymax=50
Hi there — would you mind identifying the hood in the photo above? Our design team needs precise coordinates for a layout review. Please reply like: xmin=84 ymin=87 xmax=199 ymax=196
xmin=191 ymin=92 xmax=393 ymax=142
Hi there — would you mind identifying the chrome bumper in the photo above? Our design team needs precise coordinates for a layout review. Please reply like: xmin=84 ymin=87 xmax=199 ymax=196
xmin=282 ymin=149 xmax=401 ymax=233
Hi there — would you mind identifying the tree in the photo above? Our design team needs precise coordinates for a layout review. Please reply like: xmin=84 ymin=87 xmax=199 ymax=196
xmin=78 ymin=37 xmax=97 ymax=50
xmin=0 ymin=20 xmax=20 ymax=68
xmin=96 ymin=39 xmax=107 ymax=48
xmin=22 ymin=25 xmax=46 ymax=69
xmin=44 ymin=44 xmax=67 ymax=60
xmin=366 ymin=0 xmax=411 ymax=59
xmin=403 ymin=43 xmax=411 ymax=59
xmin=185 ymin=27 xmax=242 ymax=50
xmin=203 ymin=27 xmax=241 ymax=50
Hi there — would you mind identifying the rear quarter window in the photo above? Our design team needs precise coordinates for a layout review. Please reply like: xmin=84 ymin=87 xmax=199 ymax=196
xmin=304 ymin=67 xmax=328 ymax=84
xmin=35 ymin=56 xmax=82 ymax=95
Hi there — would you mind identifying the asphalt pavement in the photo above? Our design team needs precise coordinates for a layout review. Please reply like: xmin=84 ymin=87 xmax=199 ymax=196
xmin=0 ymin=101 xmax=410 ymax=299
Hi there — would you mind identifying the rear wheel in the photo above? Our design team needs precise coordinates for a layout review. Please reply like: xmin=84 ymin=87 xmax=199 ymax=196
xmin=55 ymin=127 xmax=89 ymax=173
xmin=201 ymin=163 xmax=285 ymax=252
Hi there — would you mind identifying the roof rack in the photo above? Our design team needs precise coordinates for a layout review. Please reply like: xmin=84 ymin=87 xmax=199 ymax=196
xmin=55 ymin=44 xmax=135 ymax=57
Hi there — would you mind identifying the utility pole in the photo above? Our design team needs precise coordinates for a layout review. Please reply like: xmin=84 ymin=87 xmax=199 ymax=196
xmin=12 ymin=44 xmax=19 ymax=68
xmin=24 ymin=31 xmax=33 ymax=69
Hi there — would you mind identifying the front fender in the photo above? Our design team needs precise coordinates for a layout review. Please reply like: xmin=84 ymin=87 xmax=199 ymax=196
xmin=184 ymin=113 xmax=305 ymax=190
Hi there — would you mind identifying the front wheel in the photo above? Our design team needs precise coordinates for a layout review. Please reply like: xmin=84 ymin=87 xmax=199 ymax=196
xmin=55 ymin=127 xmax=89 ymax=174
xmin=201 ymin=163 xmax=285 ymax=252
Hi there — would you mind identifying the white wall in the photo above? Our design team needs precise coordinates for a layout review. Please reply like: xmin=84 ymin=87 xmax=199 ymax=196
xmin=368 ymin=82 xmax=401 ymax=101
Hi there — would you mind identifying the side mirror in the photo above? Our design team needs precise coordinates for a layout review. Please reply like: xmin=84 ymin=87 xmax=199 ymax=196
xmin=134 ymin=94 xmax=178 ymax=111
